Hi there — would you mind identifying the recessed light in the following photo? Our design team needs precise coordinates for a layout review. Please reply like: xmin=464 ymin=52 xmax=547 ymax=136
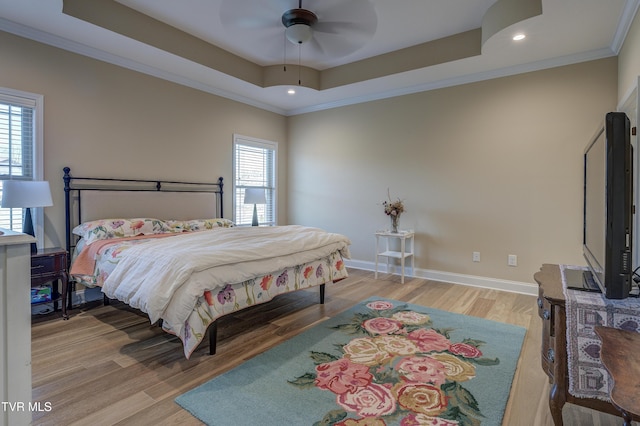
xmin=287 ymin=88 xmax=296 ymax=95
xmin=513 ymin=34 xmax=526 ymax=41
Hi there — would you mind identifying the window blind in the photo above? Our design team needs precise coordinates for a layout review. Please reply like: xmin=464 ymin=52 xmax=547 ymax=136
xmin=0 ymin=95 xmax=36 ymax=230
xmin=233 ymin=137 xmax=277 ymax=226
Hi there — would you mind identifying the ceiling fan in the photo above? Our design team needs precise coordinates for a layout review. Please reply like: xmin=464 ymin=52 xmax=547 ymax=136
xmin=281 ymin=1 xmax=318 ymax=45
xmin=220 ymin=0 xmax=378 ymax=66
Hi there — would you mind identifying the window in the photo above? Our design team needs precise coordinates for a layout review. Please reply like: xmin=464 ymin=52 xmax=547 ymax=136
xmin=233 ymin=135 xmax=277 ymax=226
xmin=0 ymin=88 xmax=44 ymax=238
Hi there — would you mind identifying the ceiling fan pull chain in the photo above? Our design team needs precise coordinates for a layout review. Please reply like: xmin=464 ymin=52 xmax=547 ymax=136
xmin=298 ymin=44 xmax=301 ymax=85
xmin=283 ymin=31 xmax=287 ymax=72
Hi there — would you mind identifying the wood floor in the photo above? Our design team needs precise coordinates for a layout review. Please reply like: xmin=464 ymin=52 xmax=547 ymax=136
xmin=31 ymin=268 xmax=633 ymax=426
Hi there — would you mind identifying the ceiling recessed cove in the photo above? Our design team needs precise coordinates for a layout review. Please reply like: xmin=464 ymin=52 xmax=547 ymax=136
xmin=481 ymin=0 xmax=542 ymax=47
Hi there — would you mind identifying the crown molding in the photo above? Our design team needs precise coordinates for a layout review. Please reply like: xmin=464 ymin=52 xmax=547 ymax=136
xmin=287 ymin=47 xmax=617 ymax=116
xmin=0 ymin=17 xmax=288 ymax=115
xmin=611 ymin=0 xmax=640 ymax=54
xmin=0 ymin=3 xmax=630 ymax=117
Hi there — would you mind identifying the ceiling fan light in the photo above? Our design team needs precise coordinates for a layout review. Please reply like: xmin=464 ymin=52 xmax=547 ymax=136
xmin=286 ymin=24 xmax=313 ymax=44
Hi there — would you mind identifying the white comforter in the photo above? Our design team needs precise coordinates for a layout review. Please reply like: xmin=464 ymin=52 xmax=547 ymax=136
xmin=102 ymin=225 xmax=351 ymax=334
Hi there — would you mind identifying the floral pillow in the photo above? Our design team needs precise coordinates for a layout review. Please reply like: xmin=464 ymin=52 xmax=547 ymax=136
xmin=72 ymin=218 xmax=172 ymax=245
xmin=165 ymin=218 xmax=234 ymax=232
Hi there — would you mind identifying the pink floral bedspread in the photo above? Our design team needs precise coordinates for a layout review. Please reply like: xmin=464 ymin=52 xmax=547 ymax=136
xmin=70 ymin=233 xmax=349 ymax=358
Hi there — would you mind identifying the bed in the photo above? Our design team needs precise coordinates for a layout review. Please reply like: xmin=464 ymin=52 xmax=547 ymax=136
xmin=63 ymin=167 xmax=350 ymax=358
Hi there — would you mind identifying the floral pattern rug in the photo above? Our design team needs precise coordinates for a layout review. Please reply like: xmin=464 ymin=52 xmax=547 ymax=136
xmin=175 ymin=297 xmax=526 ymax=426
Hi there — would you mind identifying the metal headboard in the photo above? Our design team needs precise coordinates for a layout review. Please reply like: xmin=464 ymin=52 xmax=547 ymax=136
xmin=63 ymin=166 xmax=224 ymax=259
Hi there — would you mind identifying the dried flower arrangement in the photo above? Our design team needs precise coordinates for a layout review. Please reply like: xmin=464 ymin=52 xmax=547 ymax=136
xmin=383 ymin=189 xmax=405 ymax=232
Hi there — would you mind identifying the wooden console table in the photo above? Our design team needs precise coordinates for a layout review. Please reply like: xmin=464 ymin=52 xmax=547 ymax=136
xmin=595 ymin=326 xmax=640 ymax=425
xmin=534 ymin=264 xmax=638 ymax=425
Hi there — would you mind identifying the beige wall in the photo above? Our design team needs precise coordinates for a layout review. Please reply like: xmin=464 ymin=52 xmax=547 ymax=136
xmin=618 ymin=8 xmax=640 ymax=269
xmin=1 ymin=23 xmax=632 ymax=287
xmin=288 ymin=58 xmax=618 ymax=284
xmin=0 ymin=31 xmax=288 ymax=248
xmin=618 ymin=9 xmax=640 ymax=102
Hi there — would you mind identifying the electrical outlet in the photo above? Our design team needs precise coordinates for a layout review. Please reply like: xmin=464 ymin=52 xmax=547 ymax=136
xmin=473 ymin=251 xmax=480 ymax=262
xmin=508 ymin=254 xmax=517 ymax=267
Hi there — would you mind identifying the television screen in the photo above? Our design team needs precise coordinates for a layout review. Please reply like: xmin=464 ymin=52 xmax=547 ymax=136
xmin=582 ymin=111 xmax=633 ymax=299
xmin=583 ymin=126 xmax=606 ymax=290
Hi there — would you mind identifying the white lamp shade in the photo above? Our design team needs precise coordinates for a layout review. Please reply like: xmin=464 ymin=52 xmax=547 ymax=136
xmin=1 ymin=180 xmax=53 ymax=208
xmin=285 ymin=24 xmax=313 ymax=44
xmin=244 ymin=187 xmax=266 ymax=205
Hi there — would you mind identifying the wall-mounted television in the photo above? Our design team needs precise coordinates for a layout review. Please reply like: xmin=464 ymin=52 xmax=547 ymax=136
xmin=582 ymin=111 xmax=633 ymax=299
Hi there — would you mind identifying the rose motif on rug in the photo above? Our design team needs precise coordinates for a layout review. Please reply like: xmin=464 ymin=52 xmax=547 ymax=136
xmin=288 ymin=300 xmax=500 ymax=426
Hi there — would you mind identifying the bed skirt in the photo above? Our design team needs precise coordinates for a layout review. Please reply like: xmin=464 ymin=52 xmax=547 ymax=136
xmin=159 ymin=250 xmax=347 ymax=357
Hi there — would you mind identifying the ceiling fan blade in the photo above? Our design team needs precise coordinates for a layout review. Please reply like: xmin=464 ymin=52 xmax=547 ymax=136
xmin=313 ymin=20 xmax=375 ymax=38
xmin=311 ymin=0 xmax=377 ymax=28
xmin=312 ymin=32 xmax=371 ymax=58
xmin=307 ymin=37 xmax=325 ymax=56
xmin=308 ymin=0 xmax=377 ymax=57
xmin=218 ymin=0 xmax=378 ymax=64
xmin=311 ymin=21 xmax=341 ymax=35
xmin=220 ymin=0 xmax=291 ymax=30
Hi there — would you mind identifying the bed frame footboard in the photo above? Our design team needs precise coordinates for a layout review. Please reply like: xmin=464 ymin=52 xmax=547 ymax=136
xmin=207 ymin=283 xmax=327 ymax=355
xmin=209 ymin=320 xmax=218 ymax=355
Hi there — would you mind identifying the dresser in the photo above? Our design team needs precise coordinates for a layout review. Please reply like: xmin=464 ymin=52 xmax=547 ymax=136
xmin=0 ymin=229 xmax=34 ymax=426
xmin=534 ymin=264 xmax=636 ymax=425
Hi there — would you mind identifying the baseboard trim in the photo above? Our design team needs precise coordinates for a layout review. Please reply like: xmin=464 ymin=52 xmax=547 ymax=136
xmin=344 ymin=259 xmax=537 ymax=296
xmin=62 ymin=261 xmax=537 ymax=311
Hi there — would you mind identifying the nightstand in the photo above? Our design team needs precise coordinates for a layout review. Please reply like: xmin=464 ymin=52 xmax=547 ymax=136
xmin=375 ymin=230 xmax=415 ymax=283
xmin=31 ymin=247 xmax=69 ymax=319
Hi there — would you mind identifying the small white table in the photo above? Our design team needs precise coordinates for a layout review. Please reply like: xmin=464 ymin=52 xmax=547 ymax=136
xmin=375 ymin=230 xmax=415 ymax=283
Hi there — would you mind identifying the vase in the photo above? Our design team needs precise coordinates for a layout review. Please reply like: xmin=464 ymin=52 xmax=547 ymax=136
xmin=391 ymin=214 xmax=400 ymax=233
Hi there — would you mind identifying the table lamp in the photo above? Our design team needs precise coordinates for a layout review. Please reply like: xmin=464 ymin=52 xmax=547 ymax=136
xmin=1 ymin=180 xmax=53 ymax=252
xmin=244 ymin=187 xmax=266 ymax=226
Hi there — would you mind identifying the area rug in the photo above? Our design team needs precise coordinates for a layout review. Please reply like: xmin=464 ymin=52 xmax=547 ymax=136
xmin=175 ymin=297 xmax=526 ymax=426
